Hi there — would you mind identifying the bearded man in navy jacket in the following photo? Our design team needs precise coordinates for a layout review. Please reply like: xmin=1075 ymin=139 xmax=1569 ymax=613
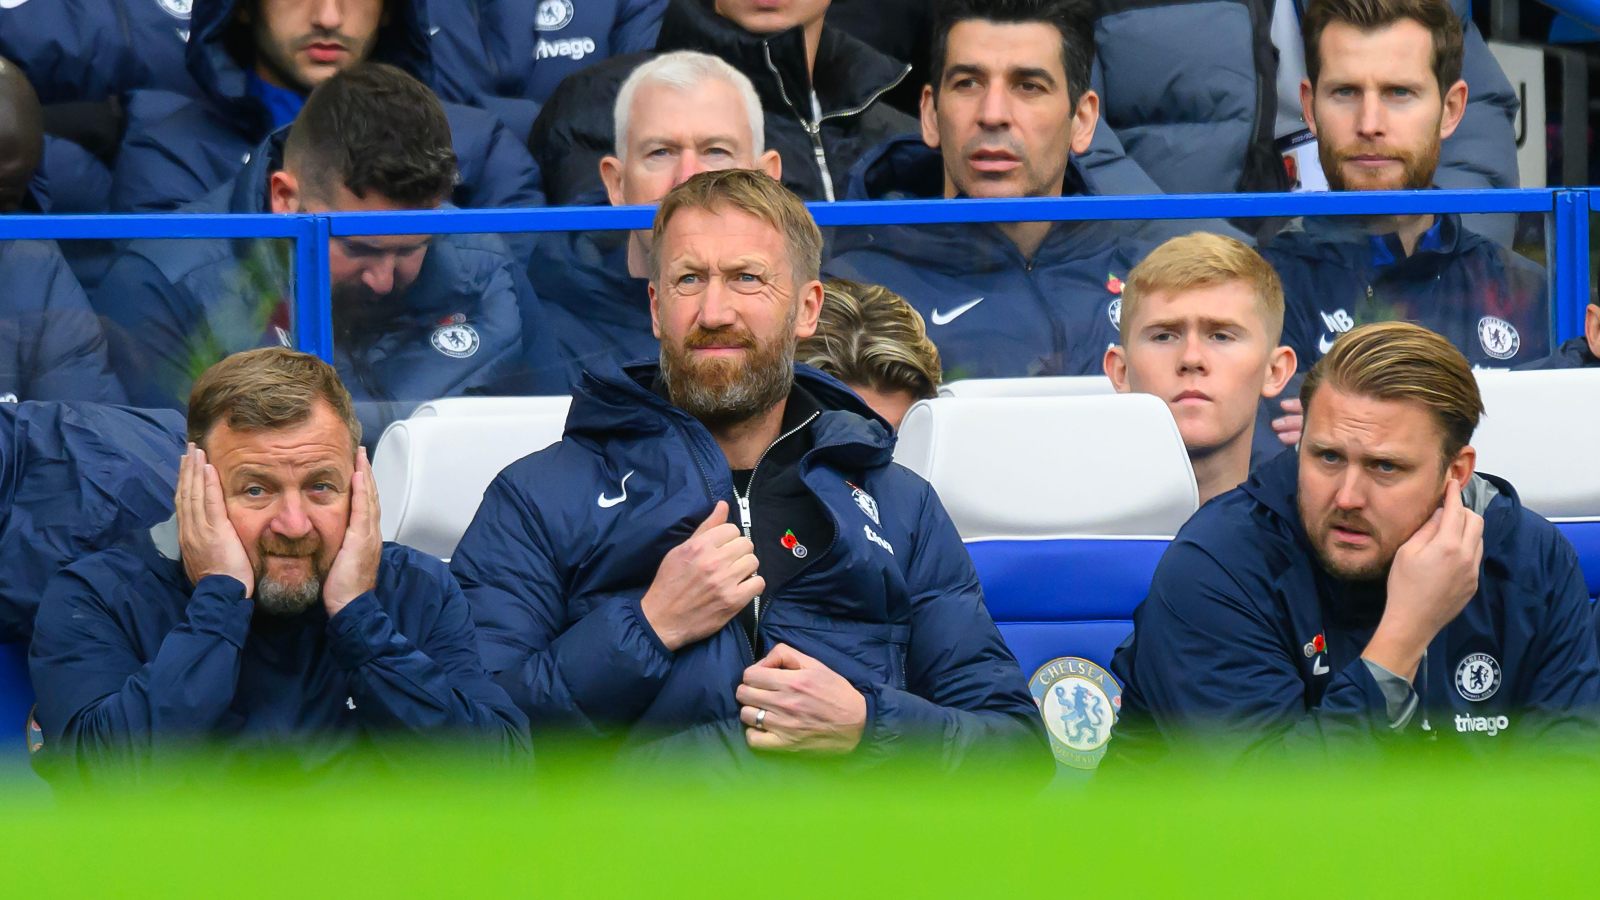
xmin=452 ymin=169 xmax=1047 ymax=773
xmin=1107 ymin=322 xmax=1600 ymax=767
xmin=30 ymin=348 xmax=528 ymax=782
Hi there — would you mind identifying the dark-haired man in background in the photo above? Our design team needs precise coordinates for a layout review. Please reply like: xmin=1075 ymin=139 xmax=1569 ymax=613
xmin=94 ymin=63 xmax=557 ymax=436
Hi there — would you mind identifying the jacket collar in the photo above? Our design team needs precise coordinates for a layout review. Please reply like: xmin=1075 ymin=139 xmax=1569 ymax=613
xmin=655 ymin=0 xmax=909 ymax=119
xmin=569 ymin=360 xmax=894 ymax=467
xmin=835 ymin=134 xmax=1132 ymax=266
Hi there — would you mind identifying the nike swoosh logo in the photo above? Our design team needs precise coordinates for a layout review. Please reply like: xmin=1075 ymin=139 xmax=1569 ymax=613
xmin=0 ymin=0 xmax=34 ymax=9
xmin=597 ymin=471 xmax=634 ymax=509
xmin=1312 ymin=657 xmax=1330 ymax=676
xmin=930 ymin=297 xmax=984 ymax=326
xmin=1318 ymin=332 xmax=1337 ymax=355
xmin=429 ymin=25 xmax=441 ymax=36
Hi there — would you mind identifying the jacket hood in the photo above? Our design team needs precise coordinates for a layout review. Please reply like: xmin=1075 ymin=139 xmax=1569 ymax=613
xmin=187 ymin=0 xmax=433 ymax=124
xmin=217 ymin=128 xmax=286 ymax=214
xmin=1241 ymin=447 xmax=1525 ymax=559
xmin=656 ymin=0 xmax=909 ymax=118
xmin=566 ymin=360 xmax=895 ymax=469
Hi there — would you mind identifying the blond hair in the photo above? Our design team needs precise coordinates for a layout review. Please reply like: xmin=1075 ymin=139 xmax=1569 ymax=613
xmin=650 ymin=168 xmax=821 ymax=285
xmin=1301 ymin=321 xmax=1483 ymax=458
xmin=800 ymin=280 xmax=942 ymax=400
xmin=1120 ymin=232 xmax=1285 ymax=344
xmin=187 ymin=347 xmax=361 ymax=451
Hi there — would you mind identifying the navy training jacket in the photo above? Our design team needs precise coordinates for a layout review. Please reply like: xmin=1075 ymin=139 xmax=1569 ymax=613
xmin=1264 ymin=214 xmax=1551 ymax=371
xmin=824 ymin=137 xmax=1163 ymax=381
xmin=1106 ymin=451 xmax=1600 ymax=768
xmin=525 ymin=207 xmax=655 ymax=387
xmin=0 ymin=240 xmax=125 ymax=405
xmin=1517 ymin=336 xmax=1599 ymax=370
xmin=109 ymin=0 xmax=545 ymax=222
xmin=0 ymin=0 xmax=197 ymax=104
xmin=451 ymin=362 xmax=1049 ymax=772
xmin=92 ymin=131 xmax=561 ymax=435
xmin=0 ymin=402 xmax=182 ymax=643
xmin=30 ymin=541 xmax=529 ymax=782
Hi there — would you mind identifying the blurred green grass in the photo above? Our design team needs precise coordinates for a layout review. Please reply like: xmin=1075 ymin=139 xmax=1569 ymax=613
xmin=1 ymin=748 xmax=1596 ymax=897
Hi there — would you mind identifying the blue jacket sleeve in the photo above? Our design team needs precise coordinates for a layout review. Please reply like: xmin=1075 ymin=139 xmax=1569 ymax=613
xmin=452 ymin=473 xmax=675 ymax=737
xmin=1122 ymin=540 xmax=1406 ymax=765
xmin=6 ymin=241 xmax=126 ymax=403
xmin=324 ymin=568 xmax=530 ymax=761
xmin=29 ymin=572 xmax=253 ymax=777
xmin=852 ymin=481 xmax=1052 ymax=776
xmin=443 ymin=103 xmax=545 ymax=262
xmin=1511 ymin=549 xmax=1600 ymax=749
xmin=110 ymin=117 xmax=215 ymax=213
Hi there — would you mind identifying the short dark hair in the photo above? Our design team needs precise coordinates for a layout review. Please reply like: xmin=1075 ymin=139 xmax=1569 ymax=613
xmin=188 ymin=347 xmax=362 ymax=453
xmin=1302 ymin=0 xmax=1464 ymax=96
xmin=282 ymin=62 xmax=457 ymax=207
xmin=929 ymin=0 xmax=1096 ymax=105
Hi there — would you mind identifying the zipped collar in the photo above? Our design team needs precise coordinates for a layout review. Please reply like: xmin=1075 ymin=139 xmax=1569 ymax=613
xmin=655 ymin=0 xmax=910 ymax=120
xmin=567 ymin=361 xmax=894 ymax=468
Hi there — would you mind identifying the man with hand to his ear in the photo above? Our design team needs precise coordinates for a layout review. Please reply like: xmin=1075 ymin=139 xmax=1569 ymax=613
xmin=1106 ymin=322 xmax=1600 ymax=769
xmin=29 ymin=348 xmax=527 ymax=782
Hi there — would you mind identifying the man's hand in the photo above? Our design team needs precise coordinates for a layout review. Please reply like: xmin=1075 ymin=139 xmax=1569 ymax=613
xmin=176 ymin=444 xmax=254 ymax=597
xmin=639 ymin=501 xmax=763 ymax=651
xmin=324 ymin=447 xmax=382 ymax=617
xmin=1272 ymin=398 xmax=1304 ymax=447
xmin=736 ymin=644 xmax=867 ymax=754
xmin=1363 ymin=477 xmax=1484 ymax=681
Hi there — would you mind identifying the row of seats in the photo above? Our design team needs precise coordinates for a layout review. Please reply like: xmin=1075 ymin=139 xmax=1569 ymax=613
xmin=373 ymin=369 xmax=1600 ymax=683
xmin=2 ymin=369 xmax=1593 ymax=774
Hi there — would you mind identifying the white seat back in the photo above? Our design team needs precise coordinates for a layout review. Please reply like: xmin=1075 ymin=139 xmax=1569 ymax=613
xmin=1471 ymin=368 xmax=1600 ymax=520
xmin=939 ymin=376 xmax=1116 ymax=399
xmin=373 ymin=413 xmax=568 ymax=558
xmin=894 ymin=394 xmax=1198 ymax=540
xmin=408 ymin=395 xmax=573 ymax=418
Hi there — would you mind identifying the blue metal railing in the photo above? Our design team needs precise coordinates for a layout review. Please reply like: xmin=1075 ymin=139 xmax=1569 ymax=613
xmin=5 ymin=189 xmax=1593 ymax=359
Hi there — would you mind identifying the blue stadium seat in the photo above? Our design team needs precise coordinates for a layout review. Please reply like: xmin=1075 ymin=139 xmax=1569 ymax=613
xmin=894 ymin=393 xmax=1197 ymax=677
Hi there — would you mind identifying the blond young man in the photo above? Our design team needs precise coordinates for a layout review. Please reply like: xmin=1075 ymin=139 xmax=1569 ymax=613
xmin=1107 ymin=322 xmax=1600 ymax=767
xmin=799 ymin=279 xmax=942 ymax=430
xmin=1105 ymin=233 xmax=1297 ymax=504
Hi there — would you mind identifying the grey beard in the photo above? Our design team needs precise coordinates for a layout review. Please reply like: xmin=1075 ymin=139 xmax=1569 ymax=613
xmin=256 ymin=576 xmax=322 ymax=617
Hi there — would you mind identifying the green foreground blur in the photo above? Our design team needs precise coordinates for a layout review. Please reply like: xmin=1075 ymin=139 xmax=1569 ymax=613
xmin=1 ymin=748 xmax=1595 ymax=897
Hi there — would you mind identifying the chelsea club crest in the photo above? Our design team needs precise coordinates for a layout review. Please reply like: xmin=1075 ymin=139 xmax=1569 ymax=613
xmin=1030 ymin=657 xmax=1122 ymax=769
xmin=846 ymin=480 xmax=880 ymax=525
xmin=1455 ymin=653 xmax=1502 ymax=702
xmin=431 ymin=320 xmax=480 ymax=359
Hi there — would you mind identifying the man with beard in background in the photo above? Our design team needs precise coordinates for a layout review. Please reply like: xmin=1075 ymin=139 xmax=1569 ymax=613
xmin=95 ymin=63 xmax=558 ymax=438
xmin=451 ymin=169 xmax=1048 ymax=774
xmin=1263 ymin=0 xmax=1548 ymax=373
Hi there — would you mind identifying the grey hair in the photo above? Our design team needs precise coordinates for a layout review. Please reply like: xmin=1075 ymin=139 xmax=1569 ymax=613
xmin=612 ymin=51 xmax=766 ymax=158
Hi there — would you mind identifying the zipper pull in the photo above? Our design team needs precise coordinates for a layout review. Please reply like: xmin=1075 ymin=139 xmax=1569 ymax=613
xmin=736 ymin=494 xmax=753 ymax=539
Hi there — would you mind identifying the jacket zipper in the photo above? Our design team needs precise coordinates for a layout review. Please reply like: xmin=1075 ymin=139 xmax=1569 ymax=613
xmin=731 ymin=411 xmax=819 ymax=655
xmin=759 ymin=45 xmax=909 ymax=203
